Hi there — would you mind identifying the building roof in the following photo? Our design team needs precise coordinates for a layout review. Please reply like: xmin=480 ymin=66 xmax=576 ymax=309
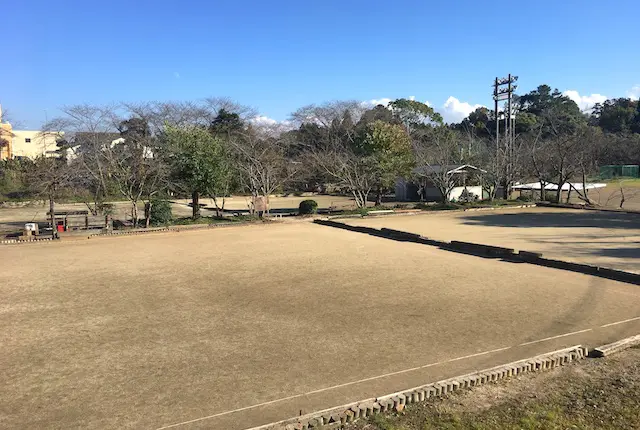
xmin=512 ymin=182 xmax=607 ymax=191
xmin=414 ymin=164 xmax=487 ymax=176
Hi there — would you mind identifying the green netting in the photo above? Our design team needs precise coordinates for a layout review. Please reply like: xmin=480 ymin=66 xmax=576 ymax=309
xmin=621 ymin=165 xmax=640 ymax=178
xmin=599 ymin=165 xmax=639 ymax=179
xmin=599 ymin=165 xmax=622 ymax=179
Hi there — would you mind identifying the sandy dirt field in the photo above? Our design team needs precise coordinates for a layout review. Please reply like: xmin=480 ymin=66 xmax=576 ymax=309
xmin=2 ymin=221 xmax=640 ymax=429
xmin=346 ymin=207 xmax=640 ymax=274
xmin=0 ymin=195 xmax=360 ymax=233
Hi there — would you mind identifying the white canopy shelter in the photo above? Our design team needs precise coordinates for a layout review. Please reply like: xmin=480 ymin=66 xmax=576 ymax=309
xmin=512 ymin=182 xmax=607 ymax=191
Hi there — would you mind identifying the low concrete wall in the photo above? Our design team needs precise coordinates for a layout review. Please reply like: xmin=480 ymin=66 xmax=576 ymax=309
xmin=314 ymin=220 xmax=640 ymax=286
xmin=0 ymin=237 xmax=55 ymax=245
xmin=247 ymin=345 xmax=587 ymax=430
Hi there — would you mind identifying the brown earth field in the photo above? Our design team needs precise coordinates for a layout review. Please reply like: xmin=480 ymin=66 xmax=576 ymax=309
xmin=2 ymin=218 xmax=640 ymax=429
xmin=345 ymin=207 xmax=640 ymax=274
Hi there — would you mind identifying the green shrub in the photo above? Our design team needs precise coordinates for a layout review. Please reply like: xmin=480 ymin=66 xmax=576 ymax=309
xmin=298 ymin=199 xmax=318 ymax=215
xmin=149 ymin=199 xmax=172 ymax=225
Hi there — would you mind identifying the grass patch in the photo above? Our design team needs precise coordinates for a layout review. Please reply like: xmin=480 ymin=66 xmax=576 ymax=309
xmin=349 ymin=347 xmax=640 ymax=430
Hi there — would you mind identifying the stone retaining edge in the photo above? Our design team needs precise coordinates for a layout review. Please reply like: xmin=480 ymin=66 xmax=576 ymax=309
xmin=592 ymin=334 xmax=640 ymax=358
xmin=1 ymin=220 xmax=268 ymax=245
xmin=0 ymin=237 xmax=55 ymax=245
xmin=246 ymin=345 xmax=587 ymax=430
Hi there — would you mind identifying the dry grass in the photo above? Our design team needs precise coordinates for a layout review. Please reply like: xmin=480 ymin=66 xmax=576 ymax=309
xmin=349 ymin=347 xmax=640 ymax=430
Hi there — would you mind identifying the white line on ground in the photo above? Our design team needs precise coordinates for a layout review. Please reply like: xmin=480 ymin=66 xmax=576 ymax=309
xmin=518 ymin=328 xmax=592 ymax=347
xmin=155 ymin=346 xmax=511 ymax=429
xmin=156 ymin=320 xmax=636 ymax=430
xmin=601 ymin=316 xmax=640 ymax=328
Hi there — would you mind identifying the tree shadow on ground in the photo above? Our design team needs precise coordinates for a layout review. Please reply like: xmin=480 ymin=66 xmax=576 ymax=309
xmin=596 ymin=245 xmax=640 ymax=260
xmin=461 ymin=211 xmax=640 ymax=230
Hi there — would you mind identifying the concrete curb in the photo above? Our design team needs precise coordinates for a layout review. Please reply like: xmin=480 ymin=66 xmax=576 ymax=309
xmin=246 ymin=345 xmax=587 ymax=430
xmin=0 ymin=237 xmax=56 ymax=245
xmin=326 ymin=204 xmax=538 ymax=221
xmin=86 ymin=220 xmax=265 ymax=239
xmin=592 ymin=334 xmax=640 ymax=358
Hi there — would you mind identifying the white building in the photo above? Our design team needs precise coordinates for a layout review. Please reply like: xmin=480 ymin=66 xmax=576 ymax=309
xmin=395 ymin=164 xmax=488 ymax=202
xmin=10 ymin=130 xmax=64 ymax=159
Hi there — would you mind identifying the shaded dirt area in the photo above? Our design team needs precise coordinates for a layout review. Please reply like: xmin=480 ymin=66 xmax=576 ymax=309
xmin=345 ymin=207 xmax=640 ymax=274
xmin=349 ymin=347 xmax=640 ymax=430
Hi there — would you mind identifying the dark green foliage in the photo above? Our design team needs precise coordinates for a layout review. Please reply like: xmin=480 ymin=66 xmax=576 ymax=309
xmin=209 ymin=109 xmax=243 ymax=135
xmin=148 ymin=199 xmax=172 ymax=225
xmin=591 ymin=98 xmax=640 ymax=133
xmin=298 ymin=199 xmax=318 ymax=215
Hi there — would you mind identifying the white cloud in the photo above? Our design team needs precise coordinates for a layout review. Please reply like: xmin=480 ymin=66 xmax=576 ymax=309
xmin=562 ymin=90 xmax=607 ymax=112
xmin=628 ymin=85 xmax=640 ymax=101
xmin=361 ymin=98 xmax=392 ymax=108
xmin=249 ymin=115 xmax=294 ymax=135
xmin=250 ymin=115 xmax=279 ymax=126
xmin=439 ymin=96 xmax=483 ymax=124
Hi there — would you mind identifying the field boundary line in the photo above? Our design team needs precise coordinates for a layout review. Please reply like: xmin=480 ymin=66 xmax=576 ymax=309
xmin=238 ymin=345 xmax=587 ymax=430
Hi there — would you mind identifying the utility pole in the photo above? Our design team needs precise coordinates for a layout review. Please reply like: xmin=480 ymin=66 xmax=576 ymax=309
xmin=493 ymin=74 xmax=518 ymax=199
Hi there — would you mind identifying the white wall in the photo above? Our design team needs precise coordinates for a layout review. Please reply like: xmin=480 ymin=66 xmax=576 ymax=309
xmin=449 ymin=186 xmax=483 ymax=202
xmin=11 ymin=130 xmax=62 ymax=159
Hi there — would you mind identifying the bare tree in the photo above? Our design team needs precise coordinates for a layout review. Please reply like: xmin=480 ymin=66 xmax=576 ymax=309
xmin=231 ymin=125 xmax=296 ymax=212
xmin=26 ymin=156 xmax=74 ymax=239
xmin=412 ymin=127 xmax=466 ymax=202
xmin=292 ymin=101 xmax=374 ymax=207
xmin=42 ymin=105 xmax=120 ymax=216
xmin=104 ymin=117 xmax=168 ymax=227
xmin=566 ymin=127 xmax=603 ymax=205
xmin=308 ymin=146 xmax=376 ymax=208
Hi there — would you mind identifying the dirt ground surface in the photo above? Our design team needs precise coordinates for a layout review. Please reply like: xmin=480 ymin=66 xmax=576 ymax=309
xmin=583 ymin=180 xmax=640 ymax=211
xmin=3 ymin=221 xmax=640 ymax=429
xmin=345 ymin=207 xmax=640 ymax=274
xmin=349 ymin=346 xmax=640 ymax=430
xmin=0 ymin=195 xmax=360 ymax=233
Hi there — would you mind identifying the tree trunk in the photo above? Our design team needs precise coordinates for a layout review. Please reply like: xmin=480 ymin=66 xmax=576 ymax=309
xmin=49 ymin=196 xmax=56 ymax=239
xmin=192 ymin=191 xmax=200 ymax=219
xmin=375 ymin=187 xmax=383 ymax=207
xmin=555 ymin=185 xmax=562 ymax=204
xmin=144 ymin=201 xmax=151 ymax=228
xmin=540 ymin=180 xmax=546 ymax=201
xmin=132 ymin=201 xmax=139 ymax=227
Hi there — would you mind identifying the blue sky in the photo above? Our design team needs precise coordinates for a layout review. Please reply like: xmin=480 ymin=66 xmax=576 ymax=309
xmin=3 ymin=0 xmax=639 ymax=128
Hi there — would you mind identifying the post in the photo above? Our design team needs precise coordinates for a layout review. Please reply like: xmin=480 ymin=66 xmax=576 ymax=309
xmin=494 ymin=77 xmax=499 ymax=158
xmin=49 ymin=197 xmax=56 ymax=239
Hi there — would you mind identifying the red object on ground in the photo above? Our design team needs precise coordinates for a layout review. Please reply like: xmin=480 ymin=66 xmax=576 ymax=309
xmin=56 ymin=224 xmax=64 ymax=232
